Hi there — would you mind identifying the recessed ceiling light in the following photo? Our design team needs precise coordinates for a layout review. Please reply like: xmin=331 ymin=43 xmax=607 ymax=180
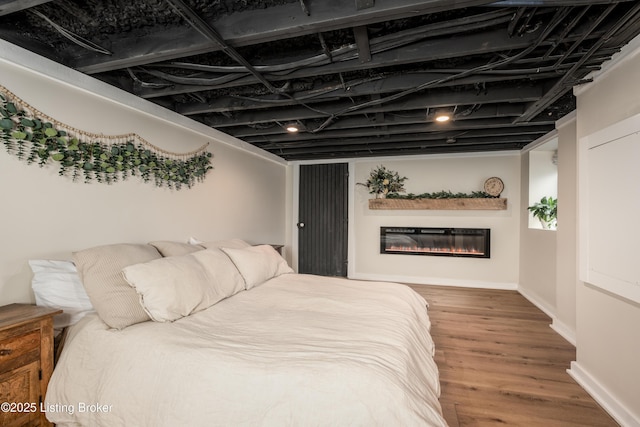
xmin=284 ymin=121 xmax=302 ymax=132
xmin=435 ymin=114 xmax=450 ymax=123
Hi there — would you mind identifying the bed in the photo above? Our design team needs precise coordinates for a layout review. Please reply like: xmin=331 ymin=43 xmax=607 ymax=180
xmin=34 ymin=240 xmax=447 ymax=426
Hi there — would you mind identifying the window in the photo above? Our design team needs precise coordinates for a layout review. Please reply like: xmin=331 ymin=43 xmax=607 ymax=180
xmin=528 ymin=139 xmax=558 ymax=230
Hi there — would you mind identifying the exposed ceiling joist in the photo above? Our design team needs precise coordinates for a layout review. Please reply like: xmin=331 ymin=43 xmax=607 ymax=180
xmin=0 ymin=0 xmax=52 ymax=17
xmin=1 ymin=0 xmax=638 ymax=160
xmin=69 ymin=0 xmax=498 ymax=74
xmin=242 ymin=116 xmax=554 ymax=143
xmin=202 ymin=86 xmax=543 ymax=128
xmin=353 ymin=26 xmax=372 ymax=63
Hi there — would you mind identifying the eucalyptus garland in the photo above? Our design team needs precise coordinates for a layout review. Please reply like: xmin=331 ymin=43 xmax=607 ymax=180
xmin=0 ymin=86 xmax=212 ymax=189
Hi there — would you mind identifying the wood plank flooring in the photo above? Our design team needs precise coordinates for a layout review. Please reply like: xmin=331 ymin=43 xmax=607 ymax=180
xmin=408 ymin=284 xmax=618 ymax=427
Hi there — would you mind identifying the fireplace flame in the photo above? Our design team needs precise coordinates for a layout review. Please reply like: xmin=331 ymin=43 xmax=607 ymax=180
xmin=386 ymin=245 xmax=483 ymax=255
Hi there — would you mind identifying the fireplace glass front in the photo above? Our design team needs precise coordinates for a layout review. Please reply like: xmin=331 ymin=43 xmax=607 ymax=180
xmin=380 ymin=227 xmax=490 ymax=258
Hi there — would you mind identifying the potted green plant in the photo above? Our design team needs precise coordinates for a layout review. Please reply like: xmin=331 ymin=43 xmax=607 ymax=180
xmin=358 ymin=165 xmax=407 ymax=198
xmin=528 ymin=196 xmax=557 ymax=229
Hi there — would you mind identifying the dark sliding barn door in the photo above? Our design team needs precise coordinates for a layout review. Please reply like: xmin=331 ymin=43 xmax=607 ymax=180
xmin=298 ymin=163 xmax=348 ymax=276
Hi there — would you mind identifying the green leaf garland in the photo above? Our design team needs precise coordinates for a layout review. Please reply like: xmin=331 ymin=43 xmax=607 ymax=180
xmin=387 ymin=190 xmax=497 ymax=199
xmin=0 ymin=86 xmax=212 ymax=190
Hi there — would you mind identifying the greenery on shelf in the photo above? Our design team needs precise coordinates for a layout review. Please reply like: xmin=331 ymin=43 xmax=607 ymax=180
xmin=387 ymin=190 xmax=496 ymax=199
xmin=528 ymin=196 xmax=558 ymax=228
xmin=357 ymin=164 xmax=501 ymax=200
xmin=357 ymin=165 xmax=407 ymax=197
xmin=0 ymin=88 xmax=212 ymax=189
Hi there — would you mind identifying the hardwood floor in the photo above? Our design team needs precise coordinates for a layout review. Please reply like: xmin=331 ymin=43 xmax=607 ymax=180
xmin=408 ymin=284 xmax=618 ymax=427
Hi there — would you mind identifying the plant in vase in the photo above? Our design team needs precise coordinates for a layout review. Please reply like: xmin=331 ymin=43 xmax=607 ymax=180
xmin=528 ymin=196 xmax=557 ymax=229
xmin=358 ymin=165 xmax=407 ymax=198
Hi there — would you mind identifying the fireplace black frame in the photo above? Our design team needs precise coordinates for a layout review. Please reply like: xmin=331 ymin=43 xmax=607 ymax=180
xmin=380 ymin=227 xmax=491 ymax=258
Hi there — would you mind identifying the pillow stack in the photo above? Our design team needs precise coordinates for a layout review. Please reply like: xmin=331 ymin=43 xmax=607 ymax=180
xmin=122 ymin=248 xmax=245 ymax=323
xmin=30 ymin=239 xmax=292 ymax=330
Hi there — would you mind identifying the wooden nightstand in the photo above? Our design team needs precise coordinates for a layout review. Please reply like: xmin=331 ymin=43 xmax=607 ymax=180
xmin=0 ymin=304 xmax=61 ymax=427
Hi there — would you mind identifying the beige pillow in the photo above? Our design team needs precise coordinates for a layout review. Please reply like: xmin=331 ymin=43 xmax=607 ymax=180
xmin=73 ymin=243 xmax=162 ymax=329
xmin=194 ymin=249 xmax=245 ymax=297
xmin=201 ymin=239 xmax=251 ymax=250
xmin=221 ymin=245 xmax=293 ymax=289
xmin=123 ymin=249 xmax=245 ymax=322
xmin=149 ymin=240 xmax=204 ymax=257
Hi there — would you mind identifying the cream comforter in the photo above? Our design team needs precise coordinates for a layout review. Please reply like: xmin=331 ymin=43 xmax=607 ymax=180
xmin=46 ymin=274 xmax=446 ymax=426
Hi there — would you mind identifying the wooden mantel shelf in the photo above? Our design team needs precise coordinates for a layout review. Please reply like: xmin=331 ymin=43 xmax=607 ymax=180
xmin=368 ymin=197 xmax=507 ymax=210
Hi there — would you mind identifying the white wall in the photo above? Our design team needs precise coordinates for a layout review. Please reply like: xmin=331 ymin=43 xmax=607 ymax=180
xmin=0 ymin=41 xmax=287 ymax=305
xmin=350 ymin=153 xmax=520 ymax=289
xmin=570 ymin=38 xmax=640 ymax=426
xmin=518 ymin=149 xmax=557 ymax=316
xmin=553 ymin=114 xmax=578 ymax=343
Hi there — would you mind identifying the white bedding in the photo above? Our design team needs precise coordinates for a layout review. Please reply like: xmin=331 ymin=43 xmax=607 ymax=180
xmin=46 ymin=274 xmax=446 ymax=426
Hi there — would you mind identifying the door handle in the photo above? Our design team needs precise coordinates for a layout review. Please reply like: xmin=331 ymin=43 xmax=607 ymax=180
xmin=297 ymin=222 xmax=305 ymax=229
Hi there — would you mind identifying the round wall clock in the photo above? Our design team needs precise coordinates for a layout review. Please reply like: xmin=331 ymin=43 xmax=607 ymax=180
xmin=484 ymin=177 xmax=504 ymax=197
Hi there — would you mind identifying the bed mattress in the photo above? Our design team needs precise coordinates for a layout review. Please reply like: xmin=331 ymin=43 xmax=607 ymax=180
xmin=45 ymin=274 xmax=446 ymax=426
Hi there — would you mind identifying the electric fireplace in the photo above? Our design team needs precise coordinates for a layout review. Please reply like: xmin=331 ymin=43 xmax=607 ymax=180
xmin=380 ymin=227 xmax=490 ymax=258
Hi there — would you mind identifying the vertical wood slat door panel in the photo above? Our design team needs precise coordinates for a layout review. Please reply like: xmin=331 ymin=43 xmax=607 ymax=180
xmin=298 ymin=163 xmax=348 ymax=276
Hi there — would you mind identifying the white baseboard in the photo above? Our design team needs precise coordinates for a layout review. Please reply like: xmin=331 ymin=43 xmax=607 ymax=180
xmin=550 ymin=318 xmax=576 ymax=346
xmin=516 ymin=286 xmax=580 ymax=346
xmin=348 ymin=272 xmax=518 ymax=290
xmin=568 ymin=361 xmax=640 ymax=427
xmin=516 ymin=286 xmax=556 ymax=319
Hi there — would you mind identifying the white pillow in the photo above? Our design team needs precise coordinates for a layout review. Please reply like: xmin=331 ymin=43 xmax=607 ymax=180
xmin=221 ymin=245 xmax=293 ymax=289
xmin=188 ymin=236 xmax=204 ymax=245
xmin=122 ymin=249 xmax=244 ymax=322
xmin=29 ymin=260 xmax=95 ymax=329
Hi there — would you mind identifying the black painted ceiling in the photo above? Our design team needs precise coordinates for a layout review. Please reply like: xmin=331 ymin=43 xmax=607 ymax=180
xmin=1 ymin=0 xmax=639 ymax=161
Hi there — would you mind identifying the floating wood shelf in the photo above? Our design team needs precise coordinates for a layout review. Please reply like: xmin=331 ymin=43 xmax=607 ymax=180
xmin=368 ymin=198 xmax=507 ymax=210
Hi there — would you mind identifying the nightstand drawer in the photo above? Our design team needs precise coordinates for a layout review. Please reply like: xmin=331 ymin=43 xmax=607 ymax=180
xmin=0 ymin=304 xmax=60 ymax=426
xmin=0 ymin=361 xmax=40 ymax=427
xmin=0 ymin=330 xmax=41 ymax=372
